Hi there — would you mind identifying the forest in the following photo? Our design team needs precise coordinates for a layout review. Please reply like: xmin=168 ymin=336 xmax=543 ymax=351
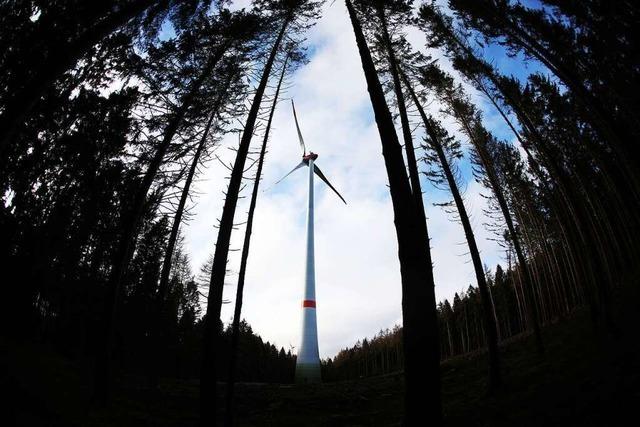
xmin=1 ymin=0 xmax=638 ymax=426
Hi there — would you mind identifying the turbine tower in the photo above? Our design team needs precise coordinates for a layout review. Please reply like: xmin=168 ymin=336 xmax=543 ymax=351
xmin=275 ymin=100 xmax=346 ymax=383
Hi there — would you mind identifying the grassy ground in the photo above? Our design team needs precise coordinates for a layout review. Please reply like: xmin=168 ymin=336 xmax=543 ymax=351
xmin=3 ymin=307 xmax=639 ymax=426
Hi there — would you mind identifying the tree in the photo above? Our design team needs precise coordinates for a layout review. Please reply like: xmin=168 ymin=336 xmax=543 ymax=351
xmin=200 ymin=2 xmax=322 ymax=425
xmin=94 ymin=9 xmax=262 ymax=402
xmin=150 ymin=63 xmax=244 ymax=387
xmin=445 ymin=0 xmax=640 ymax=199
xmin=416 ymin=1 xmax=633 ymax=331
xmin=402 ymin=71 xmax=502 ymax=390
xmin=0 ymin=1 xmax=216 ymax=162
xmin=415 ymin=60 xmax=543 ymax=353
xmin=346 ymin=0 xmax=442 ymax=423
xmin=224 ymin=47 xmax=296 ymax=426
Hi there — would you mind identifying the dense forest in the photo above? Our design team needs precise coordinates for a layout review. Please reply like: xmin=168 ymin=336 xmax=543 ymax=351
xmin=1 ymin=0 xmax=638 ymax=426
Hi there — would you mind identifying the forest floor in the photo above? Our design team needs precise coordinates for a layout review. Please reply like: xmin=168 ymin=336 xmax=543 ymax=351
xmin=3 ymin=300 xmax=640 ymax=426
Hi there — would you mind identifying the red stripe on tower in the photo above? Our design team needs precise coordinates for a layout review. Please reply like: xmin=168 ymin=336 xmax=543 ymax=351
xmin=302 ymin=300 xmax=316 ymax=308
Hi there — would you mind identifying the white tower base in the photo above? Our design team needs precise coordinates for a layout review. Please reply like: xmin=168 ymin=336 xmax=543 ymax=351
xmin=295 ymin=158 xmax=321 ymax=383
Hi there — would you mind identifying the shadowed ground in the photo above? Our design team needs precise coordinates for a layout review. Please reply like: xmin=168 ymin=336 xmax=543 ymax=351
xmin=3 ymin=303 xmax=639 ymax=426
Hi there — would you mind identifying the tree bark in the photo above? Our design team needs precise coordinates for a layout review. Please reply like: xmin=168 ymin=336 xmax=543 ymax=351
xmin=200 ymin=15 xmax=291 ymax=427
xmin=402 ymin=77 xmax=502 ymax=390
xmin=346 ymin=1 xmax=442 ymax=424
xmin=223 ymin=53 xmax=290 ymax=427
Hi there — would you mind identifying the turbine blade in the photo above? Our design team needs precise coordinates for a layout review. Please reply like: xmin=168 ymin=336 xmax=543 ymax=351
xmin=274 ymin=161 xmax=307 ymax=186
xmin=313 ymin=164 xmax=347 ymax=204
xmin=291 ymin=100 xmax=306 ymax=155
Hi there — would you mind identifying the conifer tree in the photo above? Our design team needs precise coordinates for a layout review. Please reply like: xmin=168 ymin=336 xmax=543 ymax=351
xmin=94 ymin=9 xmax=262 ymax=402
xmin=346 ymin=0 xmax=442 ymax=423
xmin=200 ymin=2 xmax=322 ymax=424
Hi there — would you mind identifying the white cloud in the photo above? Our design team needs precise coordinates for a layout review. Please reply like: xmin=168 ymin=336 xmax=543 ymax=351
xmin=182 ymin=2 xmax=504 ymax=359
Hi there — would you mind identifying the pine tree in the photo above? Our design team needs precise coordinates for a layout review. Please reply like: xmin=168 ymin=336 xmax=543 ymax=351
xmin=224 ymin=48 xmax=294 ymax=426
xmin=94 ymin=9 xmax=262 ymax=402
xmin=413 ymin=60 xmax=544 ymax=353
xmin=0 ymin=1 xmax=215 ymax=163
xmin=346 ymin=0 xmax=442 ymax=423
xmin=200 ymin=2 xmax=322 ymax=424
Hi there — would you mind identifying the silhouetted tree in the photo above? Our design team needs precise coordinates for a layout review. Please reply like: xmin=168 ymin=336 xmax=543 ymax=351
xmin=91 ymin=8 xmax=265 ymax=402
xmin=0 ymin=1 xmax=217 ymax=164
xmin=346 ymin=0 xmax=442 ymax=423
xmin=224 ymin=47 xmax=298 ymax=426
xmin=200 ymin=2 xmax=322 ymax=425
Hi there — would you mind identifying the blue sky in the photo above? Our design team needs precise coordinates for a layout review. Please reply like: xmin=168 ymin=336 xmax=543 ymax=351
xmin=175 ymin=1 xmax=549 ymax=359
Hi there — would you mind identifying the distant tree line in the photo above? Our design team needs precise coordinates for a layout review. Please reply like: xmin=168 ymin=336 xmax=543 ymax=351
xmin=323 ymin=253 xmax=581 ymax=381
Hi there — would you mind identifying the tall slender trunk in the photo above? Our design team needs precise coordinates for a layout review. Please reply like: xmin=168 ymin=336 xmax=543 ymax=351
xmin=479 ymin=69 xmax=620 ymax=324
xmin=200 ymin=15 xmax=290 ymax=427
xmin=154 ymin=71 xmax=234 ymax=312
xmin=448 ymin=5 xmax=639 ymax=193
xmin=510 ymin=252 xmax=526 ymax=331
xmin=452 ymin=106 xmax=544 ymax=353
xmin=223 ymin=54 xmax=289 ymax=427
xmin=378 ymin=4 xmax=441 ymax=374
xmin=449 ymin=27 xmax=637 ymax=232
xmin=402 ymin=78 xmax=501 ymax=390
xmin=377 ymin=9 xmax=429 ymax=221
xmin=93 ymin=42 xmax=227 ymax=403
xmin=156 ymin=110 xmax=217 ymax=329
xmin=346 ymin=1 xmax=442 ymax=424
xmin=475 ymin=82 xmax=549 ymax=187
xmin=476 ymin=76 xmax=592 ymax=302
xmin=150 ymin=86 xmax=225 ymax=386
xmin=446 ymin=320 xmax=453 ymax=359
xmin=435 ymin=18 xmax=615 ymax=316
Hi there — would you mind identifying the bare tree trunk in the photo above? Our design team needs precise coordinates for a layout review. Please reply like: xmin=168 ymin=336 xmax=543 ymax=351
xmin=200 ymin=15 xmax=290 ymax=427
xmin=377 ymin=8 xmax=430 ymax=229
xmin=452 ymin=107 xmax=544 ymax=353
xmin=93 ymin=42 xmax=227 ymax=403
xmin=446 ymin=320 xmax=453 ymax=359
xmin=150 ymin=82 xmax=228 ymax=387
xmin=402 ymin=78 xmax=501 ymax=391
xmin=346 ymin=1 xmax=442 ymax=424
xmin=223 ymin=53 xmax=290 ymax=427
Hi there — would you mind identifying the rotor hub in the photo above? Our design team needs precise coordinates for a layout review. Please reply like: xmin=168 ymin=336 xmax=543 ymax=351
xmin=303 ymin=152 xmax=318 ymax=161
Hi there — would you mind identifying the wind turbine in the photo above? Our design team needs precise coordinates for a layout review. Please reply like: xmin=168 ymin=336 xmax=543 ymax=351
xmin=275 ymin=100 xmax=346 ymax=383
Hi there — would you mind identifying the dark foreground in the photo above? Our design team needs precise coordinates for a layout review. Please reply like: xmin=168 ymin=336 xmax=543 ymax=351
xmin=3 ymin=307 xmax=639 ymax=427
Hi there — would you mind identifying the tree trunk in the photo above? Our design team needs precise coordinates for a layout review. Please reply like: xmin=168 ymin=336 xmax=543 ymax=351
xmin=377 ymin=8 xmax=430 ymax=226
xmin=346 ymin=1 xmax=442 ymax=424
xmin=156 ymin=109 xmax=217 ymax=330
xmin=402 ymin=77 xmax=501 ymax=390
xmin=224 ymin=53 xmax=290 ymax=427
xmin=453 ymin=106 xmax=544 ymax=353
xmin=448 ymin=26 xmax=636 ymax=234
xmin=150 ymin=84 xmax=226 ymax=386
xmin=93 ymin=42 xmax=227 ymax=403
xmin=200 ymin=15 xmax=291 ymax=427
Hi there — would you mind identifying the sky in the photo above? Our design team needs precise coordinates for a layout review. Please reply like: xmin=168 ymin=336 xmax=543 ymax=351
xmin=179 ymin=1 xmax=536 ymax=359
